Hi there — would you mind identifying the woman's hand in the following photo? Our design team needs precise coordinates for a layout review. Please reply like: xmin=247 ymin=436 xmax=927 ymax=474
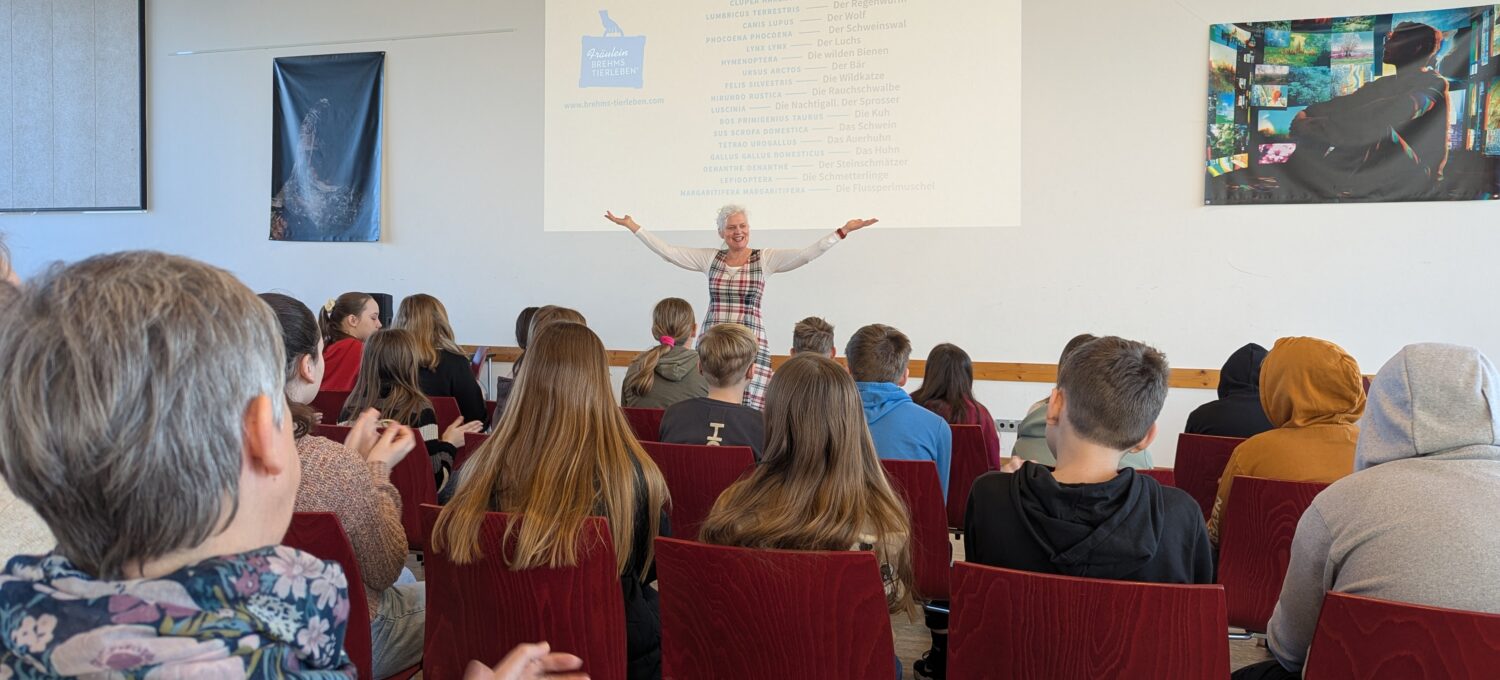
xmin=367 ymin=424 xmax=417 ymax=468
xmin=842 ymin=218 xmax=879 ymax=233
xmin=442 ymin=417 xmax=485 ymax=447
xmin=604 ymin=211 xmax=641 ymax=233
xmin=344 ymin=408 xmax=383 ymax=458
xmin=463 ymin=642 xmax=588 ymax=680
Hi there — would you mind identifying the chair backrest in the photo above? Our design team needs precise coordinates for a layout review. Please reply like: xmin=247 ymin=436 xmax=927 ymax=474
xmin=1174 ymin=434 xmax=1247 ymax=520
xmin=391 ymin=437 xmax=437 ymax=551
xmin=1138 ymin=467 xmax=1176 ymax=487
xmin=421 ymin=506 xmax=626 ymax=680
xmin=639 ymin=441 xmax=754 ymax=541
xmin=431 ymin=395 xmax=461 ymax=428
xmin=311 ymin=390 xmax=352 ymax=421
xmin=947 ymin=424 xmax=993 ymax=530
xmin=314 ymin=424 xmax=353 ymax=443
xmin=655 ymin=537 xmax=897 ymax=680
xmin=456 ymin=432 xmax=490 ymax=472
xmin=879 ymin=459 xmax=951 ymax=601
xmin=948 ymin=561 xmax=1229 ymax=680
xmin=1304 ymin=592 xmax=1500 ymax=680
xmin=282 ymin=512 xmax=373 ymax=680
xmin=1217 ymin=475 xmax=1327 ymax=632
xmin=621 ymin=407 xmax=665 ymax=443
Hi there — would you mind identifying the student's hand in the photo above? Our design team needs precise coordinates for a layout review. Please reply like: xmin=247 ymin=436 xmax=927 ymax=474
xmin=344 ymin=408 xmax=383 ymax=457
xmin=604 ymin=211 xmax=641 ymax=233
xmin=842 ymin=217 xmax=878 ymax=232
xmin=463 ymin=642 xmax=588 ymax=680
xmin=999 ymin=457 xmax=1026 ymax=473
xmin=442 ymin=417 xmax=485 ymax=447
xmin=367 ymin=424 xmax=417 ymax=469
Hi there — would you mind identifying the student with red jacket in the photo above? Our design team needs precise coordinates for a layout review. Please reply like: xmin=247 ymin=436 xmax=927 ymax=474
xmin=910 ymin=343 xmax=1001 ymax=469
xmin=318 ymin=292 xmax=383 ymax=391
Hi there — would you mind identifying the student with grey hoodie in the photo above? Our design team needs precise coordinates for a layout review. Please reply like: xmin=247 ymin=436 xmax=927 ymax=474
xmin=1234 ymin=343 xmax=1500 ymax=680
xmin=622 ymin=298 xmax=709 ymax=409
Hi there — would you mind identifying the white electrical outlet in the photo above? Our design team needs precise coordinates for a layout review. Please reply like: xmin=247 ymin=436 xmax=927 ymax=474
xmin=995 ymin=419 xmax=1021 ymax=432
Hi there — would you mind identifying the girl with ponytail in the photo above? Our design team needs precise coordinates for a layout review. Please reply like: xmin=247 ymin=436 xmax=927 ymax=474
xmin=621 ymin=298 xmax=707 ymax=409
xmin=318 ymin=292 xmax=381 ymax=391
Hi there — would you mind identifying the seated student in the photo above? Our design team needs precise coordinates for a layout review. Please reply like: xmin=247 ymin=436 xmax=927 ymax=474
xmin=1207 ymin=336 xmax=1364 ymax=545
xmin=622 ymin=298 xmax=708 ymax=409
xmin=0 ymin=242 xmax=52 ymax=566
xmin=0 ymin=252 xmax=355 ymax=675
xmin=910 ymin=343 xmax=1001 ymax=469
xmin=434 ymin=321 xmax=670 ymax=680
xmin=790 ymin=316 xmax=836 ymax=357
xmin=1234 ymin=343 xmax=1500 ymax=680
xmin=397 ymin=293 xmax=489 ymax=426
xmin=262 ymin=293 xmax=427 ymax=678
xmin=700 ymin=352 xmax=915 ymax=610
xmin=319 ymin=291 xmax=383 ymax=391
xmin=1185 ymin=342 xmax=1274 ymax=438
xmin=492 ymin=306 xmax=539 ymax=427
xmin=342 ymin=329 xmax=483 ymax=485
xmin=1014 ymin=333 xmax=1154 ymax=469
xmin=848 ymin=324 xmax=954 ymax=495
xmin=659 ymin=323 xmax=765 ymax=460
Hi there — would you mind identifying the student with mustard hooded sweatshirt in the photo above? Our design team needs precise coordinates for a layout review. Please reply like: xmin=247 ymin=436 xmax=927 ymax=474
xmin=1207 ymin=336 xmax=1364 ymax=545
xmin=1233 ymin=343 xmax=1500 ymax=680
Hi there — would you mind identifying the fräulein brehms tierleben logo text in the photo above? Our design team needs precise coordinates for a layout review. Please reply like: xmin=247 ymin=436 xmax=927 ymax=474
xmin=580 ymin=10 xmax=645 ymax=88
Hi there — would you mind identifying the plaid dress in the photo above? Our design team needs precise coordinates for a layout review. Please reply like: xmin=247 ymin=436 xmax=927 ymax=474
xmin=706 ymin=249 xmax=773 ymax=408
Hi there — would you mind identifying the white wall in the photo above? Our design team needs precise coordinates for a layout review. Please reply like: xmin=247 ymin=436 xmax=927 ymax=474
xmin=5 ymin=0 xmax=1496 ymax=465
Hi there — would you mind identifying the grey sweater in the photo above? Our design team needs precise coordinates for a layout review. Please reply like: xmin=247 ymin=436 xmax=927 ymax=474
xmin=1267 ymin=343 xmax=1500 ymax=672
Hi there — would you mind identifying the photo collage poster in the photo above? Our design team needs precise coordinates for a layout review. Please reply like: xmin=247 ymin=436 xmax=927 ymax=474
xmin=1206 ymin=7 xmax=1500 ymax=204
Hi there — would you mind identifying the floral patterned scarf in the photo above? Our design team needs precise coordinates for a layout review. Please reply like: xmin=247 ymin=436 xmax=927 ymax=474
xmin=0 ymin=546 xmax=356 ymax=678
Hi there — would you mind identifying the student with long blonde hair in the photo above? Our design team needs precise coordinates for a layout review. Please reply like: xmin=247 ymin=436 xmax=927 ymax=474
xmin=433 ymin=321 xmax=671 ymax=680
xmin=396 ymin=293 xmax=488 ymax=426
xmin=699 ymin=352 xmax=916 ymax=616
xmin=342 ymin=329 xmax=483 ymax=484
xmin=621 ymin=297 xmax=706 ymax=409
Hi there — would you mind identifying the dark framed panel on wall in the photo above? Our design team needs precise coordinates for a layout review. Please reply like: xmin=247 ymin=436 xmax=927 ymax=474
xmin=0 ymin=0 xmax=147 ymax=212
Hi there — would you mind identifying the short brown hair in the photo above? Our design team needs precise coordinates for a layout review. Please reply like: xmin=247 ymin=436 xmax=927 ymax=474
xmin=791 ymin=317 xmax=835 ymax=355
xmin=699 ymin=324 xmax=758 ymax=387
xmin=1056 ymin=336 xmax=1169 ymax=450
xmin=845 ymin=324 xmax=911 ymax=383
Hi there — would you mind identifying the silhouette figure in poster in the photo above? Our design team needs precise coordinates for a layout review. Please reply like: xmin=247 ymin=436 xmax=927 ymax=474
xmin=600 ymin=10 xmax=624 ymax=37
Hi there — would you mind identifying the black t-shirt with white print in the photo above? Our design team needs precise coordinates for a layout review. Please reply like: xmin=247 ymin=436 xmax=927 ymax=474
xmin=657 ymin=396 xmax=766 ymax=461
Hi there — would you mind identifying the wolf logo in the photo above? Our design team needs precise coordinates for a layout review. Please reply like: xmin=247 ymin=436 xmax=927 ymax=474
xmin=600 ymin=10 xmax=624 ymax=37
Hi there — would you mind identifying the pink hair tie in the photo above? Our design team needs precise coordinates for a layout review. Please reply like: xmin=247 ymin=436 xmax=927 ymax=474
xmin=660 ymin=336 xmax=677 ymax=347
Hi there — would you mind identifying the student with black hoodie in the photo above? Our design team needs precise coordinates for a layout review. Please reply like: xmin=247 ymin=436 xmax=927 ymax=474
xmin=1185 ymin=342 xmax=1274 ymax=439
xmin=965 ymin=335 xmax=1213 ymax=583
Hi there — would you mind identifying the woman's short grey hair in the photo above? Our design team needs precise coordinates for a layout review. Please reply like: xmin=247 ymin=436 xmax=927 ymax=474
xmin=0 ymin=251 xmax=285 ymax=579
xmin=715 ymin=204 xmax=748 ymax=237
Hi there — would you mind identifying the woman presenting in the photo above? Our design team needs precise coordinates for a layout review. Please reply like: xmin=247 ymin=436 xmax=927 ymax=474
xmin=607 ymin=205 xmax=877 ymax=409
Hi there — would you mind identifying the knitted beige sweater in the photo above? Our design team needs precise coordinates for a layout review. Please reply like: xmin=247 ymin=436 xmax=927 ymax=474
xmin=293 ymin=435 xmax=407 ymax=617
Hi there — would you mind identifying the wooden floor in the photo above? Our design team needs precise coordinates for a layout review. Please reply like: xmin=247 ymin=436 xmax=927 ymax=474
xmin=409 ymin=536 xmax=1275 ymax=677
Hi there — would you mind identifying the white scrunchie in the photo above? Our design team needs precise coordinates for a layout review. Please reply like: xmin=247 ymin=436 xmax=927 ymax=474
xmin=323 ymin=299 xmax=336 ymax=313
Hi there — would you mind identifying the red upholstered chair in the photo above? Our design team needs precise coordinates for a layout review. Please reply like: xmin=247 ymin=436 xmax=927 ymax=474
xmin=282 ymin=512 xmax=421 ymax=680
xmin=1217 ymin=476 xmax=1327 ymax=633
xmin=314 ymin=424 xmax=353 ymax=443
xmin=391 ymin=437 xmax=437 ymax=551
xmin=431 ymin=396 xmax=462 ymax=428
xmin=484 ymin=399 xmax=497 ymax=421
xmin=1174 ymin=433 xmax=1246 ymax=520
xmin=622 ymin=407 xmax=665 ymax=443
xmin=1138 ymin=467 xmax=1176 ymax=487
xmin=655 ymin=537 xmax=897 ymax=680
xmin=420 ymin=506 xmax=626 ymax=680
xmin=879 ymin=459 xmax=951 ymax=602
xmin=456 ymin=432 xmax=489 ymax=473
xmin=948 ymin=562 xmax=1229 ymax=680
xmin=311 ymin=390 xmax=352 ymax=421
xmin=1304 ymin=592 xmax=1500 ymax=680
xmin=947 ymin=424 xmax=995 ymax=531
xmin=639 ymin=441 xmax=754 ymax=541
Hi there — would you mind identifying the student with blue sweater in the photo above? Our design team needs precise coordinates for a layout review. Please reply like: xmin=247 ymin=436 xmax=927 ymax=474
xmin=847 ymin=324 xmax=953 ymax=495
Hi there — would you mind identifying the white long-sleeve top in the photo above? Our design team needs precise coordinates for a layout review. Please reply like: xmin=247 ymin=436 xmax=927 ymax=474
xmin=633 ymin=228 xmax=842 ymax=276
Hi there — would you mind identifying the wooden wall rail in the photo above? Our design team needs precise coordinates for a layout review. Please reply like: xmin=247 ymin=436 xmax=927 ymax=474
xmin=464 ymin=345 xmax=1222 ymax=390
